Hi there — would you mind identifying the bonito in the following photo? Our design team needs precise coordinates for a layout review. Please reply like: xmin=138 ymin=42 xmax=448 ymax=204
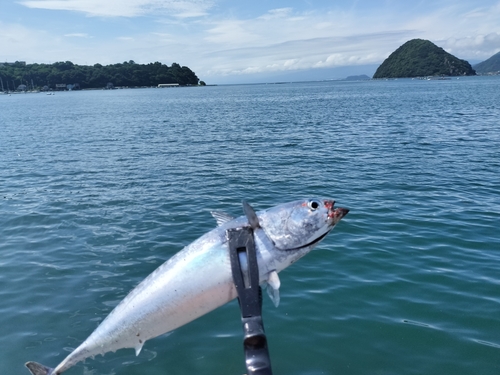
xmin=26 ymin=199 xmax=349 ymax=375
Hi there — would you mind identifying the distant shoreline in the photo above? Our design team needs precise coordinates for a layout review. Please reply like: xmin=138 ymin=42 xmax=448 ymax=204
xmin=0 ymin=60 xmax=201 ymax=92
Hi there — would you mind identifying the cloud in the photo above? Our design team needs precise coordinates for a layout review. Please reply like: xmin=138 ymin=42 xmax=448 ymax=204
xmin=197 ymin=7 xmax=417 ymax=77
xmin=403 ymin=2 xmax=500 ymax=59
xmin=443 ymin=33 xmax=500 ymax=59
xmin=6 ymin=1 xmax=500 ymax=83
xmin=0 ymin=21 xmax=54 ymax=62
xmin=258 ymin=8 xmax=293 ymax=20
xmin=199 ymin=32 xmax=413 ymax=77
xmin=19 ymin=0 xmax=214 ymax=18
xmin=199 ymin=2 xmax=500 ymax=78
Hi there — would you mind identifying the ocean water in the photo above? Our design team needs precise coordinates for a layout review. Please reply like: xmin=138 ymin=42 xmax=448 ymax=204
xmin=1 ymin=77 xmax=499 ymax=375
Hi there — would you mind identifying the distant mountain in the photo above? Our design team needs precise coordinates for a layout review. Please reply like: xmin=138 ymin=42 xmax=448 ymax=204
xmin=373 ymin=39 xmax=476 ymax=79
xmin=474 ymin=51 xmax=500 ymax=74
xmin=344 ymin=74 xmax=371 ymax=81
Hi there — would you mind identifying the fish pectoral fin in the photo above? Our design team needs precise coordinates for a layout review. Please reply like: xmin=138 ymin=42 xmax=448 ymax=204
xmin=210 ymin=211 xmax=235 ymax=226
xmin=25 ymin=361 xmax=54 ymax=375
xmin=266 ymin=270 xmax=281 ymax=308
xmin=135 ymin=342 xmax=145 ymax=356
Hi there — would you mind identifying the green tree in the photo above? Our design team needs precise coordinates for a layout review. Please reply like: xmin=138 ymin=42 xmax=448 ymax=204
xmin=374 ymin=39 xmax=476 ymax=78
xmin=0 ymin=60 xmax=200 ymax=90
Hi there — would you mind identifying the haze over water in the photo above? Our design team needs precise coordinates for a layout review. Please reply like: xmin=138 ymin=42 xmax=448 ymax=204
xmin=1 ymin=77 xmax=499 ymax=374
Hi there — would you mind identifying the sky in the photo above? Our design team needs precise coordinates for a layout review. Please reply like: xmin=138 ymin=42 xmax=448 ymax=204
xmin=1 ymin=0 xmax=500 ymax=84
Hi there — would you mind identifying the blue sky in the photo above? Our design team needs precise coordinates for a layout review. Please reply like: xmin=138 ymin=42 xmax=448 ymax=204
xmin=1 ymin=0 xmax=500 ymax=83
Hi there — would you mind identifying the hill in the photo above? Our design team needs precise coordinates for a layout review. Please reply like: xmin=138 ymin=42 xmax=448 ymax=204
xmin=473 ymin=51 xmax=500 ymax=74
xmin=0 ymin=60 xmax=199 ymax=91
xmin=373 ymin=39 xmax=476 ymax=79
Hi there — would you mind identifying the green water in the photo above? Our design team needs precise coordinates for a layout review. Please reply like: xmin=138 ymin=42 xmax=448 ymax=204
xmin=1 ymin=77 xmax=499 ymax=374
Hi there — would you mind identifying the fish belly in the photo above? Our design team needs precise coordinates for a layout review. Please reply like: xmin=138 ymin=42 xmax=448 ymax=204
xmin=57 ymin=239 xmax=236 ymax=371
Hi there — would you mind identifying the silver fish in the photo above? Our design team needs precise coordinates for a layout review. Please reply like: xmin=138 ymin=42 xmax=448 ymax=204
xmin=26 ymin=199 xmax=348 ymax=375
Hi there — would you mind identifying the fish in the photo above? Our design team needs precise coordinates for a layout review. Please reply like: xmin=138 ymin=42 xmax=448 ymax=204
xmin=26 ymin=199 xmax=349 ymax=375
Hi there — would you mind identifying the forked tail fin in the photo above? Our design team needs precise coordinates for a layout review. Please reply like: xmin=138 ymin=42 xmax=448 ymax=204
xmin=25 ymin=361 xmax=55 ymax=375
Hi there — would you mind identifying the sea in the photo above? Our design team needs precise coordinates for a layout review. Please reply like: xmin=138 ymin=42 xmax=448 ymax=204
xmin=1 ymin=76 xmax=499 ymax=375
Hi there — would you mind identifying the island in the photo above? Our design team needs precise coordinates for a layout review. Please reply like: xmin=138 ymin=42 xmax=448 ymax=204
xmin=373 ymin=39 xmax=476 ymax=79
xmin=0 ymin=60 xmax=200 ymax=92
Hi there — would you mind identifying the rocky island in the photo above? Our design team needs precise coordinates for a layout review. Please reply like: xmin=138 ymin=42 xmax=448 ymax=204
xmin=373 ymin=39 xmax=476 ymax=79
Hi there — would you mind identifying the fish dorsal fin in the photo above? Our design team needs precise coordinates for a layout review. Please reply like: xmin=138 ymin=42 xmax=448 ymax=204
xmin=266 ymin=270 xmax=281 ymax=308
xmin=210 ymin=211 xmax=235 ymax=226
xmin=242 ymin=200 xmax=260 ymax=229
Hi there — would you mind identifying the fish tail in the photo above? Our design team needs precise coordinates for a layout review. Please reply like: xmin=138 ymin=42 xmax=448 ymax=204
xmin=25 ymin=361 xmax=55 ymax=375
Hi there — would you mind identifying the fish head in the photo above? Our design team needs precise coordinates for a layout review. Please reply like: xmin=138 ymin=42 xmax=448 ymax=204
xmin=260 ymin=198 xmax=349 ymax=251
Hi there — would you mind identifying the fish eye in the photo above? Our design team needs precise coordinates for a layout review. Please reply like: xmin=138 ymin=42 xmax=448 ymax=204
xmin=308 ymin=200 xmax=321 ymax=211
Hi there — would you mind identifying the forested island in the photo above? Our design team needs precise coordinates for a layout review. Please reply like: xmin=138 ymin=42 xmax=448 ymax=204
xmin=373 ymin=39 xmax=476 ymax=79
xmin=0 ymin=60 xmax=200 ymax=91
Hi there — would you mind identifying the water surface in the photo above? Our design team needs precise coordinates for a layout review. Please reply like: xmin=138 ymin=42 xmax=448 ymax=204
xmin=1 ymin=77 xmax=499 ymax=374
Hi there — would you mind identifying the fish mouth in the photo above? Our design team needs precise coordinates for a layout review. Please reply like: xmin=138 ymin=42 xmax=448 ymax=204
xmin=286 ymin=230 xmax=331 ymax=251
xmin=303 ymin=230 xmax=331 ymax=248
xmin=306 ymin=206 xmax=349 ymax=247
xmin=325 ymin=200 xmax=349 ymax=225
xmin=279 ymin=201 xmax=349 ymax=251
xmin=289 ymin=206 xmax=349 ymax=251
xmin=330 ymin=207 xmax=349 ymax=223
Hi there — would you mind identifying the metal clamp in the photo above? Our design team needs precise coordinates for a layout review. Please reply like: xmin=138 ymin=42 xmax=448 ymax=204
xmin=227 ymin=227 xmax=273 ymax=375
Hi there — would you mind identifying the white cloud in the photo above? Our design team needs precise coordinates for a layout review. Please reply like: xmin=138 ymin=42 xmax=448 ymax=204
xmin=204 ymin=19 xmax=260 ymax=46
xmin=443 ymin=33 xmax=500 ymax=59
xmin=193 ymin=2 xmax=499 ymax=80
xmin=0 ymin=21 xmax=56 ymax=62
xmin=197 ymin=6 xmax=416 ymax=78
xmin=258 ymin=8 xmax=293 ymax=20
xmin=198 ymin=32 xmax=410 ymax=78
xmin=407 ymin=2 xmax=500 ymax=60
xmin=5 ymin=1 xmax=500 ymax=83
xmin=19 ymin=0 xmax=214 ymax=18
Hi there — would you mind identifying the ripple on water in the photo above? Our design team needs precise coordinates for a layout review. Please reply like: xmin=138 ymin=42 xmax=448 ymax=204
xmin=1 ymin=78 xmax=500 ymax=374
